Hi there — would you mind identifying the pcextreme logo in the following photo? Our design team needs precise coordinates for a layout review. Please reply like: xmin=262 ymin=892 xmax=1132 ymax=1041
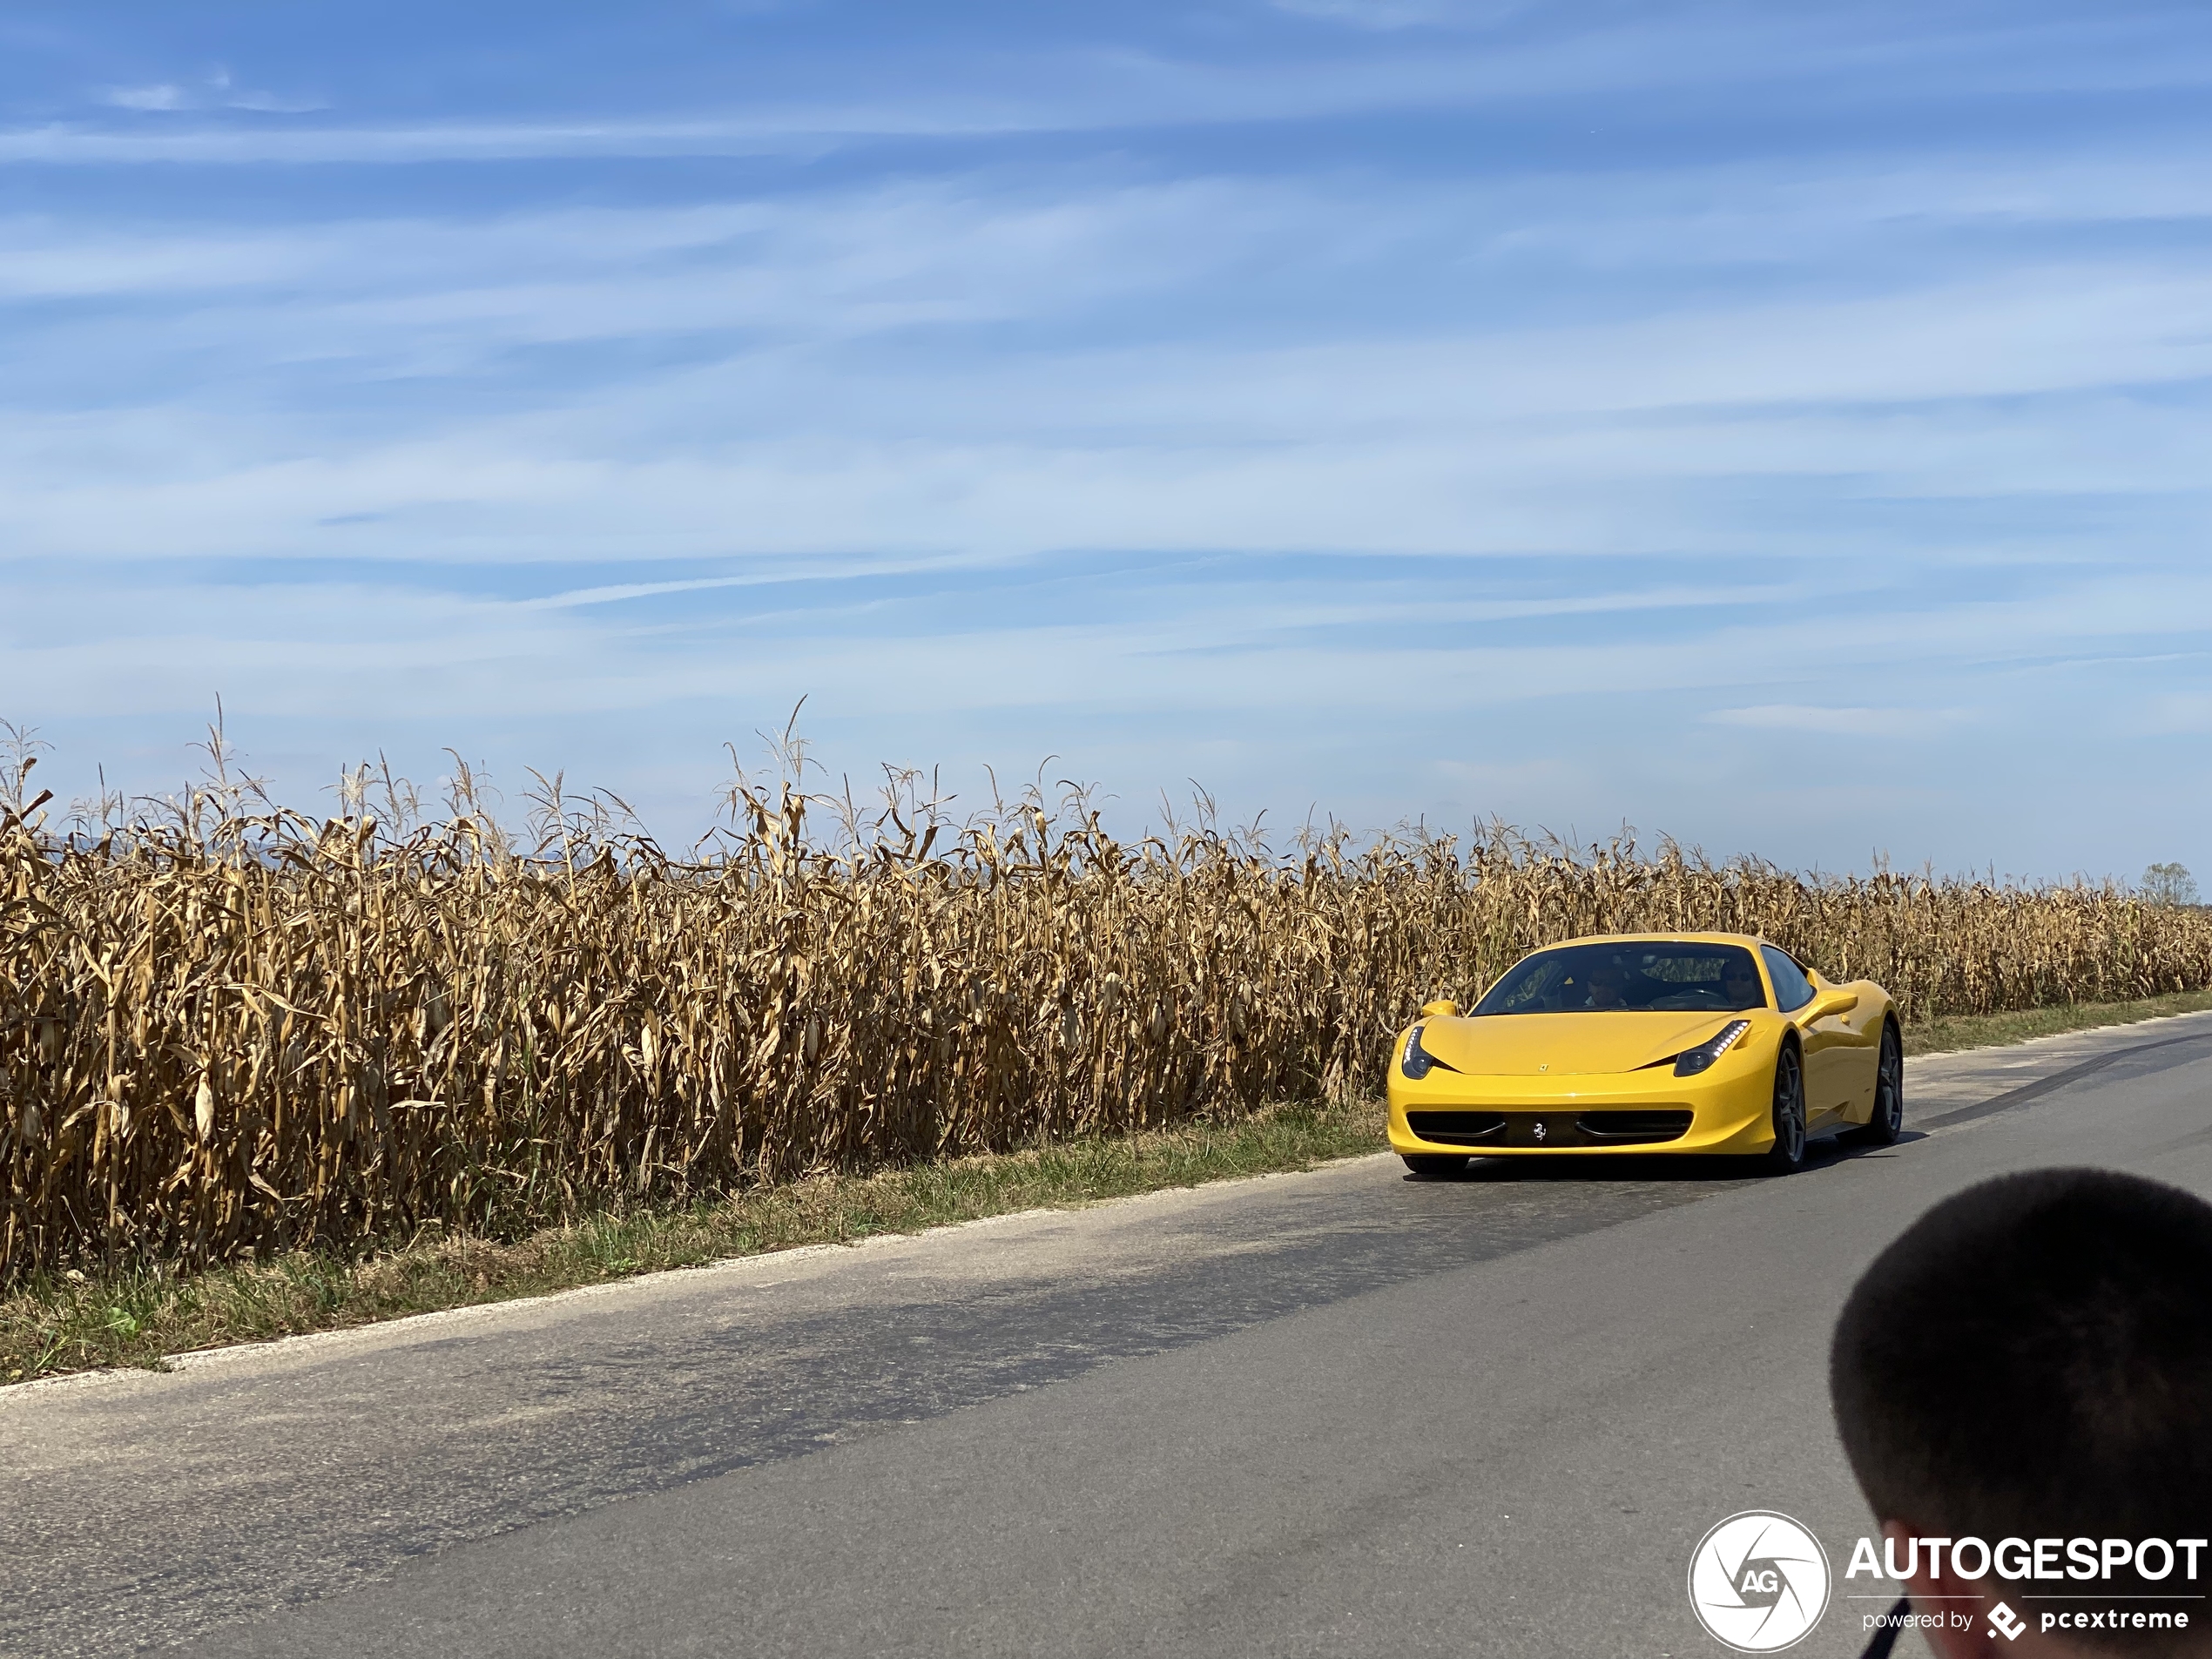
xmin=1689 ymin=1511 xmax=1833 ymax=1653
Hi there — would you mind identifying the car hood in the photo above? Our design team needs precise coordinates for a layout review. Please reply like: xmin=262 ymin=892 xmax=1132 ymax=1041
xmin=1415 ymin=1012 xmax=1739 ymax=1077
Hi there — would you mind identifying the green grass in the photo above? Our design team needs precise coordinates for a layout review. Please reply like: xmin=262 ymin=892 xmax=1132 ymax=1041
xmin=10 ymin=986 xmax=2211 ymax=1390
xmin=2 ymin=1098 xmax=1386 ymax=1386
xmin=1904 ymin=988 xmax=2212 ymax=1056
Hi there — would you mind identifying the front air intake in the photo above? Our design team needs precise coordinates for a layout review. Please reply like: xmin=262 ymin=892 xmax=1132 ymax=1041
xmin=1575 ymin=1109 xmax=1693 ymax=1144
xmin=1406 ymin=1110 xmax=1507 ymax=1145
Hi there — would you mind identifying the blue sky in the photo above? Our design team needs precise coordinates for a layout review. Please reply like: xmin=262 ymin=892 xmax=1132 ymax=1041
xmin=2 ymin=1 xmax=2206 ymax=876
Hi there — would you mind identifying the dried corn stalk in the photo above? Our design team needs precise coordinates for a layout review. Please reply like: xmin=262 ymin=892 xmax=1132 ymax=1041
xmin=3 ymin=771 xmax=2206 ymax=1280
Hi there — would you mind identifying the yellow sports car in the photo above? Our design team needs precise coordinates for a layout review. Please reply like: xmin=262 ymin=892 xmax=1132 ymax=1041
xmin=1387 ymin=933 xmax=1900 ymax=1176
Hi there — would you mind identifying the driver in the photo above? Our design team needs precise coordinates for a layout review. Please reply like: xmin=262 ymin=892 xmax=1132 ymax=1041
xmin=1586 ymin=963 xmax=1629 ymax=1009
xmin=1723 ymin=958 xmax=1764 ymax=1009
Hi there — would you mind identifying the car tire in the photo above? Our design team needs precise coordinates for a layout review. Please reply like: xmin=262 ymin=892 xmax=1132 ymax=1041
xmin=1762 ymin=1043 xmax=1809 ymax=1174
xmin=1401 ymin=1153 xmax=1468 ymax=1178
xmin=1847 ymin=1024 xmax=1905 ymax=1146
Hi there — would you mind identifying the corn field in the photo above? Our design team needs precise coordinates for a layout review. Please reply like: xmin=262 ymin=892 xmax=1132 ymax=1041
xmin=3 ymin=756 xmax=2209 ymax=1282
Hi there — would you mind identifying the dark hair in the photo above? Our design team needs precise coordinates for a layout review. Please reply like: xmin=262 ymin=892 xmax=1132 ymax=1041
xmin=1831 ymin=1170 xmax=2212 ymax=1645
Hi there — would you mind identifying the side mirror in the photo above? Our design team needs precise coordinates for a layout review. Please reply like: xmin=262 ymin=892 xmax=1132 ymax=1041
xmin=1420 ymin=999 xmax=1460 ymax=1018
xmin=1802 ymin=988 xmax=1859 ymax=1024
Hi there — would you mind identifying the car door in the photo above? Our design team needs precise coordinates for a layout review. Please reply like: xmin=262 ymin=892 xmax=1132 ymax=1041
xmin=1760 ymin=945 xmax=1854 ymax=1128
xmin=1810 ymin=966 xmax=1884 ymax=1122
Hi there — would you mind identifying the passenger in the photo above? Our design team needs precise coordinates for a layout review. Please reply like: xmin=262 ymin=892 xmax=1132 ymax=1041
xmin=1723 ymin=959 xmax=1764 ymax=1009
xmin=1832 ymin=1169 xmax=2212 ymax=1658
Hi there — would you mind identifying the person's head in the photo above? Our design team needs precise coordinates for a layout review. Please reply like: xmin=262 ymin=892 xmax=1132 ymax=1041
xmin=1831 ymin=1170 xmax=2212 ymax=1656
xmin=1723 ymin=957 xmax=1764 ymax=1008
xmin=1587 ymin=962 xmax=1627 ymax=1008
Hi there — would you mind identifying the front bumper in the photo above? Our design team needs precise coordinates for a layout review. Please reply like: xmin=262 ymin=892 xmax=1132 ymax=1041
xmin=1386 ymin=1052 xmax=1776 ymax=1157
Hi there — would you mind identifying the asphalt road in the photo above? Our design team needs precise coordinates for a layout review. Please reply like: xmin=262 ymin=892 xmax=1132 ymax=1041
xmin=7 ymin=1012 xmax=2212 ymax=1659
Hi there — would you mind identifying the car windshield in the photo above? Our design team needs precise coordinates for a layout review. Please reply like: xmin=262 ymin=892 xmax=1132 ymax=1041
xmin=1474 ymin=942 xmax=1767 ymax=1015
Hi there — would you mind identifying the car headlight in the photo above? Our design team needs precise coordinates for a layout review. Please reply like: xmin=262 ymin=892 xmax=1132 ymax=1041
xmin=1674 ymin=1019 xmax=1752 ymax=1077
xmin=1401 ymin=1024 xmax=1435 ymax=1079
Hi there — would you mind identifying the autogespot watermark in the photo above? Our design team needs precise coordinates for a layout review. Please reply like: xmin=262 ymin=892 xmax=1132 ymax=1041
xmin=1844 ymin=1534 xmax=2208 ymax=1645
xmin=1689 ymin=1512 xmax=1833 ymax=1652
xmin=1689 ymin=1519 xmax=2209 ymax=1650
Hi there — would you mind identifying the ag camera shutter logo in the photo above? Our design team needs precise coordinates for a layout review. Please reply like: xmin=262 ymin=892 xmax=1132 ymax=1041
xmin=1688 ymin=1511 xmax=1832 ymax=1652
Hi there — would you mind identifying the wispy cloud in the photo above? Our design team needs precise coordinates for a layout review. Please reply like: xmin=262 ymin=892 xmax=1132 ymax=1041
xmin=1703 ymin=705 xmax=1965 ymax=737
xmin=4 ymin=246 xmax=2202 ymax=569
xmin=17 ymin=8 xmax=2206 ymax=167
xmin=1268 ymin=0 xmax=1525 ymax=31
xmin=93 ymin=68 xmax=325 ymax=118
xmin=103 ymin=84 xmax=187 ymax=112
xmin=0 ymin=118 xmax=832 ymax=165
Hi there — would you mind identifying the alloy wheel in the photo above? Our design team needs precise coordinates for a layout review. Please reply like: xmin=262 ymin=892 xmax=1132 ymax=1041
xmin=1764 ymin=1046 xmax=1807 ymax=1173
xmin=1871 ymin=1028 xmax=1904 ymax=1142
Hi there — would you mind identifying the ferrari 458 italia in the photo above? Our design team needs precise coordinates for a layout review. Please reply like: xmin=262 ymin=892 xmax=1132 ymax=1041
xmin=1387 ymin=934 xmax=1901 ymax=1176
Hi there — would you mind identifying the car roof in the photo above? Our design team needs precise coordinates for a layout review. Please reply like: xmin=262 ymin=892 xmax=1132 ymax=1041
xmin=1538 ymin=932 xmax=1768 ymax=948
